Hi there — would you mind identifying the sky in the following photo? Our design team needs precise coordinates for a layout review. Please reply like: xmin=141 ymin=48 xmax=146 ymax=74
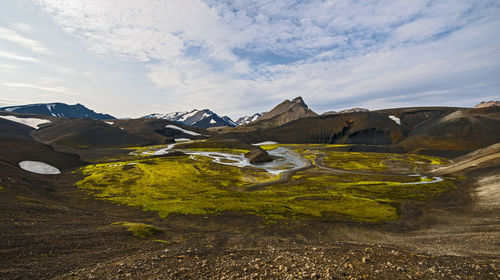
xmin=0 ymin=0 xmax=499 ymax=119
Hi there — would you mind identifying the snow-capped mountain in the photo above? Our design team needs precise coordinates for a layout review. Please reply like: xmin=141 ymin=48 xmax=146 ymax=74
xmin=222 ymin=116 xmax=238 ymax=127
xmin=143 ymin=109 xmax=236 ymax=129
xmin=235 ymin=112 xmax=265 ymax=126
xmin=0 ymin=103 xmax=115 ymax=120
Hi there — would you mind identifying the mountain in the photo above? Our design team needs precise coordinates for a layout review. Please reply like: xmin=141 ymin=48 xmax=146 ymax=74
xmin=249 ymin=97 xmax=317 ymax=128
xmin=0 ymin=117 xmax=85 ymax=171
xmin=32 ymin=118 xmax=154 ymax=149
xmin=396 ymin=106 xmax=500 ymax=155
xmin=217 ymin=106 xmax=500 ymax=157
xmin=0 ymin=103 xmax=115 ymax=120
xmin=143 ymin=109 xmax=236 ymax=129
xmin=474 ymin=101 xmax=500 ymax=108
xmin=219 ymin=111 xmax=405 ymax=147
xmin=322 ymin=111 xmax=337 ymax=115
xmin=222 ymin=116 xmax=238 ymax=126
xmin=339 ymin=108 xmax=369 ymax=113
xmin=235 ymin=112 xmax=265 ymax=126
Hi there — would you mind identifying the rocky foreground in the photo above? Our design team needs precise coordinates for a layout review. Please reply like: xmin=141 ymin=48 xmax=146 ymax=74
xmin=59 ymin=238 xmax=498 ymax=280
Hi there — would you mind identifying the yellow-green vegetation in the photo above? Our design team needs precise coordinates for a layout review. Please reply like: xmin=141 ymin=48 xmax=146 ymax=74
xmin=0 ymin=186 xmax=3 ymax=191
xmin=112 ymin=222 xmax=161 ymax=238
xmin=76 ymin=145 xmax=454 ymax=223
xmin=260 ymin=143 xmax=350 ymax=151
xmin=320 ymin=150 xmax=447 ymax=172
xmin=183 ymin=147 xmax=250 ymax=154
xmin=123 ymin=145 xmax=167 ymax=151
xmin=260 ymin=144 xmax=282 ymax=151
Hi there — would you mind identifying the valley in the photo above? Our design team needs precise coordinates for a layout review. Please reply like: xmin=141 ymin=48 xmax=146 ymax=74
xmin=0 ymin=100 xmax=499 ymax=279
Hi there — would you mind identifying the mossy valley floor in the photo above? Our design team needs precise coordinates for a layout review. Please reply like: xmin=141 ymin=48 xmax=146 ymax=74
xmin=76 ymin=143 xmax=455 ymax=222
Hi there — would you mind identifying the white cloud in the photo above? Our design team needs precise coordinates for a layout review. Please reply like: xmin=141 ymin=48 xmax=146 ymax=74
xmin=1 ymin=82 xmax=79 ymax=96
xmin=0 ymin=50 xmax=39 ymax=62
xmin=28 ymin=0 xmax=500 ymax=117
xmin=11 ymin=22 xmax=32 ymax=31
xmin=0 ymin=27 xmax=51 ymax=54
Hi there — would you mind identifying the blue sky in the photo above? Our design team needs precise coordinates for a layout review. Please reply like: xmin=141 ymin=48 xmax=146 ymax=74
xmin=0 ymin=0 xmax=499 ymax=119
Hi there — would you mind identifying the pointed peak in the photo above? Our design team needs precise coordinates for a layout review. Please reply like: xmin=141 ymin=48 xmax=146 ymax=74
xmin=292 ymin=96 xmax=304 ymax=104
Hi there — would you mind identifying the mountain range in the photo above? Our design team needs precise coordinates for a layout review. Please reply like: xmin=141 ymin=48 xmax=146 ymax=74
xmin=143 ymin=109 xmax=237 ymax=129
xmin=235 ymin=113 xmax=265 ymax=126
xmin=0 ymin=103 xmax=115 ymax=120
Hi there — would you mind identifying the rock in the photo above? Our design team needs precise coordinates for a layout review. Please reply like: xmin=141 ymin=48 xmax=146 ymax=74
xmin=245 ymin=149 xmax=272 ymax=164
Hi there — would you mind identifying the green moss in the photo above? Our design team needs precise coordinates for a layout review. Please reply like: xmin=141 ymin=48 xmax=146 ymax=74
xmin=112 ymin=222 xmax=161 ymax=238
xmin=319 ymin=150 xmax=448 ymax=172
xmin=260 ymin=144 xmax=281 ymax=151
xmin=76 ymin=146 xmax=455 ymax=223
xmin=183 ymin=147 xmax=250 ymax=154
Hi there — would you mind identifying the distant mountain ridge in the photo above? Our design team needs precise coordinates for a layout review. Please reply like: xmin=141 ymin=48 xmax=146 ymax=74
xmin=143 ymin=109 xmax=236 ymax=129
xmin=474 ymin=101 xmax=500 ymax=108
xmin=235 ymin=112 xmax=265 ymax=126
xmin=0 ymin=103 xmax=115 ymax=120
xmin=339 ymin=108 xmax=369 ymax=113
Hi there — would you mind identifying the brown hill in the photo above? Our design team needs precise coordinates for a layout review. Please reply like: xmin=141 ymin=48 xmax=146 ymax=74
xmin=250 ymin=96 xmax=317 ymax=128
xmin=32 ymin=118 xmax=155 ymax=149
xmin=112 ymin=118 xmax=211 ymax=143
xmin=0 ymin=117 xmax=85 ymax=171
xmin=474 ymin=101 xmax=500 ymax=108
xmin=397 ymin=107 xmax=500 ymax=154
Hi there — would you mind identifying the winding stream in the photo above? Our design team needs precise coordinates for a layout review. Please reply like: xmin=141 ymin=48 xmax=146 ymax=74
xmin=138 ymin=143 xmax=442 ymax=185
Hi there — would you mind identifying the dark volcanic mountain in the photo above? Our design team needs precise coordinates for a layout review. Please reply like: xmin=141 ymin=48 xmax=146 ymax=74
xmin=143 ymin=109 xmax=236 ymax=128
xmin=112 ymin=118 xmax=210 ymax=143
xmin=396 ymin=106 xmax=500 ymax=154
xmin=218 ymin=106 xmax=500 ymax=157
xmin=220 ymin=111 xmax=405 ymax=146
xmin=0 ymin=103 xmax=115 ymax=120
xmin=0 ymin=117 xmax=85 ymax=171
xmin=32 ymin=118 xmax=153 ymax=149
xmin=249 ymin=97 xmax=317 ymax=128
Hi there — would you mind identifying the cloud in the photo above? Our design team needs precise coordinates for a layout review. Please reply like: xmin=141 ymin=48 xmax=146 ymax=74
xmin=1 ymin=82 xmax=79 ymax=96
xmin=32 ymin=0 xmax=500 ymax=117
xmin=0 ymin=50 xmax=39 ymax=62
xmin=11 ymin=22 xmax=32 ymax=32
xmin=0 ymin=27 xmax=51 ymax=54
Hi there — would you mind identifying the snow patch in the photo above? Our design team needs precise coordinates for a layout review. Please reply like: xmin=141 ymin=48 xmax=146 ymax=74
xmin=389 ymin=115 xmax=401 ymax=125
xmin=210 ymin=119 xmax=216 ymax=124
xmin=0 ymin=115 xmax=51 ymax=129
xmin=19 ymin=161 xmax=61 ymax=175
xmin=252 ymin=141 xmax=279 ymax=146
xmin=179 ymin=110 xmax=199 ymax=122
xmin=175 ymin=138 xmax=191 ymax=142
xmin=105 ymin=121 xmax=114 ymax=125
xmin=4 ymin=107 xmax=19 ymax=112
xmin=46 ymin=104 xmax=57 ymax=116
xmin=165 ymin=124 xmax=201 ymax=136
